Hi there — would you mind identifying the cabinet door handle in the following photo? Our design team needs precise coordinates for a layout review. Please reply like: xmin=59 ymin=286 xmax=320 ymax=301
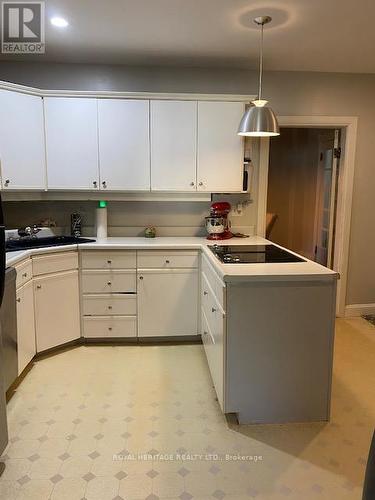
xmin=102 ymin=181 xmax=107 ymax=188
xmin=203 ymin=291 xmax=208 ymax=296
xmin=203 ymin=330 xmax=208 ymax=335
xmin=139 ymin=276 xmax=143 ymax=280
xmin=107 ymin=260 xmax=112 ymax=264
xmin=22 ymin=272 xmax=27 ymax=278
xmin=108 ymin=327 xmax=112 ymax=331
xmin=16 ymin=298 xmax=21 ymax=303
xmin=107 ymin=281 xmax=112 ymax=285
xmin=211 ymin=307 xmax=217 ymax=313
xmin=165 ymin=260 xmax=170 ymax=264
xmin=4 ymin=179 xmax=9 ymax=187
xmin=93 ymin=181 xmax=97 ymax=188
xmin=108 ymin=305 xmax=112 ymax=310
xmin=36 ymin=285 xmax=42 ymax=289
xmin=198 ymin=182 xmax=203 ymax=186
xmin=190 ymin=182 xmax=195 ymax=186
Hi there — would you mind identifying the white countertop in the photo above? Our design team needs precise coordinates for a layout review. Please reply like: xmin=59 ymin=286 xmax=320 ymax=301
xmin=6 ymin=236 xmax=338 ymax=283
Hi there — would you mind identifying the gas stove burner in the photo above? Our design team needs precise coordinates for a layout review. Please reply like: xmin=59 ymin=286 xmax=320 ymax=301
xmin=208 ymin=244 xmax=306 ymax=264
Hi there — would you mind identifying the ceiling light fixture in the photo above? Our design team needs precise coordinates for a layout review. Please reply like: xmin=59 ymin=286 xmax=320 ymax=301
xmin=50 ymin=17 xmax=69 ymax=28
xmin=238 ymin=16 xmax=280 ymax=137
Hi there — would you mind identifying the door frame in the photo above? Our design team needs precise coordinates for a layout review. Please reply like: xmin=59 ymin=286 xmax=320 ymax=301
xmin=256 ymin=115 xmax=358 ymax=317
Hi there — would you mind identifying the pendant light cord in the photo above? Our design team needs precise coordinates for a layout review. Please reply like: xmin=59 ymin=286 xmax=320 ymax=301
xmin=258 ymin=22 xmax=264 ymax=100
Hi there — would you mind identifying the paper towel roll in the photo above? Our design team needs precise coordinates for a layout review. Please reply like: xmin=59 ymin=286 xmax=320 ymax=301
xmin=96 ymin=207 xmax=107 ymax=239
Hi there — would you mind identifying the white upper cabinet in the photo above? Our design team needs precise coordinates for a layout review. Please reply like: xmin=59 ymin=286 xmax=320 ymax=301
xmin=98 ymin=99 xmax=150 ymax=190
xmin=197 ymin=101 xmax=244 ymax=192
xmin=44 ymin=97 xmax=99 ymax=190
xmin=0 ymin=90 xmax=46 ymax=190
xmin=150 ymin=100 xmax=197 ymax=191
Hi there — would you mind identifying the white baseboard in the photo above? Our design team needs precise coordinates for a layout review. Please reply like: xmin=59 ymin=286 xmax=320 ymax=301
xmin=345 ymin=303 xmax=375 ymax=317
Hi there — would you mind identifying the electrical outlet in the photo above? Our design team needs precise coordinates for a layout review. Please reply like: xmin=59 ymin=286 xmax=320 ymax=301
xmin=230 ymin=203 xmax=243 ymax=217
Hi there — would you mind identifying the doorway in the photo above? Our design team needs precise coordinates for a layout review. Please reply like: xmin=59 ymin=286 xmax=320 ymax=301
xmin=256 ymin=115 xmax=358 ymax=318
xmin=266 ymin=127 xmax=340 ymax=268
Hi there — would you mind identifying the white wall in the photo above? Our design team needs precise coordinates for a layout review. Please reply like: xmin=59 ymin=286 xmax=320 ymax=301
xmin=0 ymin=62 xmax=373 ymax=307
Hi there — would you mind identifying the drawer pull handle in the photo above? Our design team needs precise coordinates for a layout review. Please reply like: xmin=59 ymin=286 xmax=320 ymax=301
xmin=203 ymin=291 xmax=208 ymax=296
xmin=22 ymin=272 xmax=27 ymax=278
xmin=107 ymin=260 xmax=112 ymax=264
xmin=36 ymin=285 xmax=42 ymax=289
xmin=93 ymin=181 xmax=97 ymax=188
xmin=165 ymin=260 xmax=170 ymax=264
xmin=139 ymin=276 xmax=143 ymax=280
xmin=4 ymin=179 xmax=10 ymax=186
xmin=211 ymin=307 xmax=217 ymax=313
xmin=108 ymin=306 xmax=112 ymax=310
xmin=16 ymin=298 xmax=21 ymax=303
xmin=108 ymin=327 xmax=112 ymax=331
xmin=107 ymin=281 xmax=112 ymax=285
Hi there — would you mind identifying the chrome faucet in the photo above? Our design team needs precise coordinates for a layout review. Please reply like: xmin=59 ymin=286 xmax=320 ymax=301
xmin=18 ymin=225 xmax=42 ymax=238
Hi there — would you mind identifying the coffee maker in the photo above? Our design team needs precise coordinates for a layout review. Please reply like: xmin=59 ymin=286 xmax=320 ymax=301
xmin=205 ymin=202 xmax=233 ymax=240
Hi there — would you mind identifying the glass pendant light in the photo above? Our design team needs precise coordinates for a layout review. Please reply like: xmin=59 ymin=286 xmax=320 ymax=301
xmin=238 ymin=16 xmax=280 ymax=137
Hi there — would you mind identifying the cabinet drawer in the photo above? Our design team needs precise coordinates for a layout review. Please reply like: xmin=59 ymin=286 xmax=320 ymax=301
xmin=82 ymin=294 xmax=136 ymax=316
xmin=138 ymin=250 xmax=198 ymax=269
xmin=15 ymin=259 xmax=33 ymax=289
xmin=202 ymin=272 xmax=225 ymax=343
xmin=81 ymin=270 xmax=136 ymax=293
xmin=83 ymin=316 xmax=137 ymax=338
xmin=201 ymin=307 xmax=224 ymax=410
xmin=33 ymin=251 xmax=78 ymax=276
xmin=202 ymin=253 xmax=225 ymax=309
xmin=81 ymin=251 xmax=136 ymax=269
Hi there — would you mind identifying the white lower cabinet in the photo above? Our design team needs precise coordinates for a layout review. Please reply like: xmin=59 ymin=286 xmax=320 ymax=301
xmin=201 ymin=271 xmax=225 ymax=410
xmin=83 ymin=316 xmax=137 ymax=338
xmin=201 ymin=307 xmax=224 ymax=410
xmin=137 ymin=269 xmax=198 ymax=337
xmin=16 ymin=279 xmax=36 ymax=374
xmin=34 ymin=270 xmax=80 ymax=352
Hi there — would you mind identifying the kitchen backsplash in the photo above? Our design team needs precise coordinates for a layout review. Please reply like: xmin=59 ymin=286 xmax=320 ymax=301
xmin=3 ymin=196 xmax=256 ymax=238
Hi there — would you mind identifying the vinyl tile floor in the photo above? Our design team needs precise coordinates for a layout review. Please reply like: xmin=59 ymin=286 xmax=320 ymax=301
xmin=0 ymin=317 xmax=374 ymax=500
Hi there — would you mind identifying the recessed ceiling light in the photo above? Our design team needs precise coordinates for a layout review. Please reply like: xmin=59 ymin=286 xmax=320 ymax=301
xmin=50 ymin=17 xmax=69 ymax=28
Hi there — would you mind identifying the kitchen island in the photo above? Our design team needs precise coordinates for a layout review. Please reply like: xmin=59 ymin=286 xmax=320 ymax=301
xmin=6 ymin=236 xmax=337 ymax=424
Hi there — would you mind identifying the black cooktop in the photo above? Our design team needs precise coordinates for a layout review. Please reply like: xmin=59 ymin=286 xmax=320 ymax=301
xmin=208 ymin=244 xmax=306 ymax=264
xmin=6 ymin=236 xmax=95 ymax=253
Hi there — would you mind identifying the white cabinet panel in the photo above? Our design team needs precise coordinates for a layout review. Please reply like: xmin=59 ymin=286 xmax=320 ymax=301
xmin=81 ymin=250 xmax=136 ymax=270
xmin=0 ymin=90 xmax=46 ymax=190
xmin=82 ymin=294 xmax=137 ymax=316
xmin=137 ymin=250 xmax=198 ymax=269
xmin=201 ymin=307 xmax=224 ymax=410
xmin=81 ymin=270 xmax=136 ymax=294
xmin=137 ymin=269 xmax=198 ymax=337
xmin=32 ymin=251 xmax=78 ymax=276
xmin=83 ymin=316 xmax=137 ymax=338
xmin=151 ymin=100 xmax=197 ymax=191
xmin=17 ymin=280 xmax=36 ymax=374
xmin=44 ymin=97 xmax=99 ymax=190
xmin=197 ymin=101 xmax=244 ymax=192
xmin=98 ymin=99 xmax=150 ymax=190
xmin=34 ymin=270 xmax=80 ymax=352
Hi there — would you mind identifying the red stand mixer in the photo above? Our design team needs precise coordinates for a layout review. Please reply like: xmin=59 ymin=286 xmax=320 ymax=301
xmin=205 ymin=202 xmax=233 ymax=240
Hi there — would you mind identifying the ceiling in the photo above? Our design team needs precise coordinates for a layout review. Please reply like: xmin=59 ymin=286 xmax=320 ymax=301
xmin=2 ymin=0 xmax=375 ymax=73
